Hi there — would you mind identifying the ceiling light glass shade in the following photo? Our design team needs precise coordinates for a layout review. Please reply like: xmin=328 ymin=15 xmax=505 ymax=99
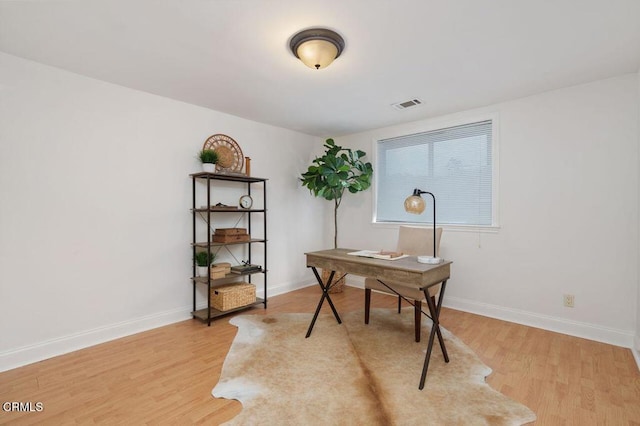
xmin=290 ymin=28 xmax=345 ymax=70
xmin=404 ymin=195 xmax=426 ymax=214
xmin=296 ymin=39 xmax=339 ymax=69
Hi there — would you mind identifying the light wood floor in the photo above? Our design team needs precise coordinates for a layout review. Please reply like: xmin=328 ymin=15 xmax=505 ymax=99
xmin=1 ymin=286 xmax=639 ymax=425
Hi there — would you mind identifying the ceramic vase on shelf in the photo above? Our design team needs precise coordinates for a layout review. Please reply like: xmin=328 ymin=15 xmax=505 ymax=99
xmin=197 ymin=266 xmax=209 ymax=277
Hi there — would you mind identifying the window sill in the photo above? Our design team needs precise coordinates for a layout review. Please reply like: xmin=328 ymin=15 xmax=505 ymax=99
xmin=372 ymin=221 xmax=500 ymax=234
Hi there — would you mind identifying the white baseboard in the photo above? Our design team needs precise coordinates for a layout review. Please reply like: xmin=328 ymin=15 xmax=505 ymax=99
xmin=0 ymin=279 xmax=321 ymax=372
xmin=1 ymin=279 xmax=319 ymax=373
xmin=258 ymin=279 xmax=317 ymax=298
xmin=346 ymin=278 xmax=635 ymax=350
xmin=4 ymin=279 xmax=636 ymax=374
xmin=0 ymin=307 xmax=192 ymax=373
xmin=444 ymin=296 xmax=635 ymax=349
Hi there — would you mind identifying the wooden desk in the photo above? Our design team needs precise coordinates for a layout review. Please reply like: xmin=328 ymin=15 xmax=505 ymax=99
xmin=305 ymin=248 xmax=452 ymax=390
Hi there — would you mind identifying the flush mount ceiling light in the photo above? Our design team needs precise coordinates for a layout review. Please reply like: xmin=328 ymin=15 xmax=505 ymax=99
xmin=289 ymin=28 xmax=345 ymax=70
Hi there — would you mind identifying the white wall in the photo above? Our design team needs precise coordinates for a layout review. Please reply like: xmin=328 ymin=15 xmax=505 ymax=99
xmin=636 ymin=70 xmax=640 ymax=363
xmin=1 ymin=52 xmax=637 ymax=372
xmin=0 ymin=53 xmax=325 ymax=371
xmin=338 ymin=74 xmax=639 ymax=348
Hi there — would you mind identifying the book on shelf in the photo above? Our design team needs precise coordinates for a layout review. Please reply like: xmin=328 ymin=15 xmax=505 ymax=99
xmin=230 ymin=264 xmax=262 ymax=274
xmin=215 ymin=228 xmax=247 ymax=235
xmin=347 ymin=250 xmax=409 ymax=260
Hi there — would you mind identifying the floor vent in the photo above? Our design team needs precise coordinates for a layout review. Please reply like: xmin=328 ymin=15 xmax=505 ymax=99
xmin=391 ymin=98 xmax=423 ymax=110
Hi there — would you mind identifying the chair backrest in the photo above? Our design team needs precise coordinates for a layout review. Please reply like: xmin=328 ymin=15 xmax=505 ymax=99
xmin=396 ymin=226 xmax=443 ymax=257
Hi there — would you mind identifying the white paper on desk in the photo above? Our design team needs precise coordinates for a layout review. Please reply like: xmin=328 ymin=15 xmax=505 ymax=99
xmin=347 ymin=250 xmax=409 ymax=260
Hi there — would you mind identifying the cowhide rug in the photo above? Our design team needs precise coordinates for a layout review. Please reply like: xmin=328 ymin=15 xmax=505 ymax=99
xmin=212 ymin=309 xmax=536 ymax=425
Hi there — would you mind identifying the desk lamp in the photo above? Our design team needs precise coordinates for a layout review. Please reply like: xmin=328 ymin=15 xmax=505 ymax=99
xmin=404 ymin=188 xmax=441 ymax=264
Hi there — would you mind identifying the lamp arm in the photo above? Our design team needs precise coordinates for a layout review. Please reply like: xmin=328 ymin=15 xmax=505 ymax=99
xmin=412 ymin=188 xmax=437 ymax=258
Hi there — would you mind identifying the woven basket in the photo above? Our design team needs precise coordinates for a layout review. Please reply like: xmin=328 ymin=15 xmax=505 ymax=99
xmin=210 ymin=282 xmax=256 ymax=311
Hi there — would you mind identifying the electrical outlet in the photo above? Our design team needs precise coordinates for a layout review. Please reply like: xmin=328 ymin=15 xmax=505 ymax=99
xmin=563 ymin=294 xmax=575 ymax=308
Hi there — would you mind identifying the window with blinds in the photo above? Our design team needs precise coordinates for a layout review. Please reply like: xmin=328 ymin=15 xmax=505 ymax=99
xmin=375 ymin=119 xmax=495 ymax=226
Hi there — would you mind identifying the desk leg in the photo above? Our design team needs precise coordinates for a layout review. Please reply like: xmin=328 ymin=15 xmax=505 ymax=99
xmin=419 ymin=279 xmax=449 ymax=390
xmin=305 ymin=267 xmax=342 ymax=338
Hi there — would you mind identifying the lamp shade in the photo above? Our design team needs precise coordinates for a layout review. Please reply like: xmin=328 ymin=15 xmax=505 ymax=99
xmin=404 ymin=195 xmax=426 ymax=214
xmin=295 ymin=39 xmax=339 ymax=69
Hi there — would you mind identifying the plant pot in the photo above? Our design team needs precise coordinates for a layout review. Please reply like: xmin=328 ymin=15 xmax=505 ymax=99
xmin=197 ymin=266 xmax=209 ymax=277
xmin=202 ymin=163 xmax=215 ymax=173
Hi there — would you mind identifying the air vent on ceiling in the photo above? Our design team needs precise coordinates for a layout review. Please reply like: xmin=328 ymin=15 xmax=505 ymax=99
xmin=391 ymin=98 xmax=423 ymax=110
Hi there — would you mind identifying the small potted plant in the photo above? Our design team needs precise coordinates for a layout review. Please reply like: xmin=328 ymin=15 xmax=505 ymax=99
xmin=195 ymin=251 xmax=215 ymax=277
xmin=198 ymin=149 xmax=219 ymax=173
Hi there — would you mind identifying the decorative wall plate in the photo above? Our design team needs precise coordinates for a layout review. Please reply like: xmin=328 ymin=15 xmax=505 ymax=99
xmin=203 ymin=134 xmax=244 ymax=173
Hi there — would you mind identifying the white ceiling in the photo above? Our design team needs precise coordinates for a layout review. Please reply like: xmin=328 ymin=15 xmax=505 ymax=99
xmin=1 ymin=0 xmax=639 ymax=137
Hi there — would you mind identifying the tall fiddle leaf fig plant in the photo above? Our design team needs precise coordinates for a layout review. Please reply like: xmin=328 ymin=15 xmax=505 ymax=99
xmin=300 ymin=138 xmax=373 ymax=248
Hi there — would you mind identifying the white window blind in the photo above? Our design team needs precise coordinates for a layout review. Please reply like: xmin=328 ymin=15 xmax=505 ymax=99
xmin=376 ymin=120 xmax=494 ymax=226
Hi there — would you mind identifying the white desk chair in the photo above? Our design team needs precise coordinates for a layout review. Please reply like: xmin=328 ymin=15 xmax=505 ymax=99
xmin=364 ymin=226 xmax=443 ymax=342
